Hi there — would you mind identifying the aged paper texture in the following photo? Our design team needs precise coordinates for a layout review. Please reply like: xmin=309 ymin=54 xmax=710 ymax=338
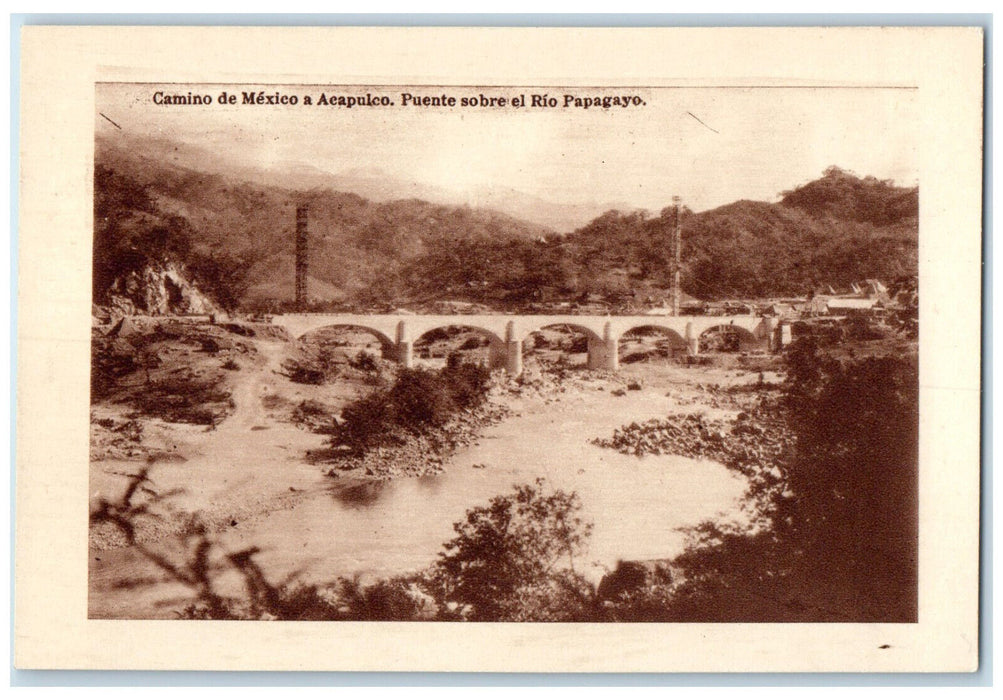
xmin=16 ymin=26 xmax=982 ymax=671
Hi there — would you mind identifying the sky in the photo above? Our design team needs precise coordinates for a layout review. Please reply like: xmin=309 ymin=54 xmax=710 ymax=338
xmin=97 ymin=83 xmax=918 ymax=213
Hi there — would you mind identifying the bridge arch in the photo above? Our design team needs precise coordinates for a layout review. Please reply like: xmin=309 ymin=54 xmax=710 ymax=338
xmin=521 ymin=323 xmax=619 ymax=372
xmin=296 ymin=323 xmax=394 ymax=345
xmin=413 ymin=323 xmax=506 ymax=347
xmin=519 ymin=322 xmax=604 ymax=345
xmin=619 ymin=323 xmax=688 ymax=345
xmin=412 ymin=324 xmax=508 ymax=369
xmin=618 ymin=324 xmax=688 ymax=364
xmin=295 ymin=323 xmax=398 ymax=360
xmin=697 ymin=323 xmax=760 ymax=353
xmin=522 ymin=323 xmax=605 ymax=369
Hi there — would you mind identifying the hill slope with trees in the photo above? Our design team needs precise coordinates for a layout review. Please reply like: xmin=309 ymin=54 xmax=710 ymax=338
xmin=549 ymin=166 xmax=917 ymax=301
xmin=94 ymin=134 xmax=918 ymax=311
xmin=94 ymin=136 xmax=554 ymax=311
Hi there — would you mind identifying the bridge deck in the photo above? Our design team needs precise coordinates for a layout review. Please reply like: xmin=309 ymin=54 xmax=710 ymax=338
xmin=271 ymin=312 xmax=768 ymax=344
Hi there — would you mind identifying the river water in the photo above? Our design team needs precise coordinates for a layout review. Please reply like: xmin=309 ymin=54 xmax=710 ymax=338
xmin=236 ymin=384 xmax=750 ymax=587
xmin=90 ymin=373 xmax=751 ymax=617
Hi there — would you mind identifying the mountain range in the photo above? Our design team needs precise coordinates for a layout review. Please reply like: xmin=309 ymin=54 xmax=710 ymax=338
xmin=93 ymin=135 xmax=918 ymax=312
xmin=96 ymin=133 xmax=622 ymax=233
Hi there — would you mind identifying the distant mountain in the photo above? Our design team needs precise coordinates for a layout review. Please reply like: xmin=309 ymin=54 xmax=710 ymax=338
xmin=95 ymin=134 xmax=614 ymax=232
xmin=93 ymin=133 xmax=918 ymax=311
xmin=465 ymin=184 xmax=631 ymax=233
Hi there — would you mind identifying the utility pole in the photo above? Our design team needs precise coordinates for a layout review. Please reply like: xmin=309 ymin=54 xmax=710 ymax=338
xmin=672 ymin=196 xmax=682 ymax=316
xmin=295 ymin=204 xmax=309 ymax=310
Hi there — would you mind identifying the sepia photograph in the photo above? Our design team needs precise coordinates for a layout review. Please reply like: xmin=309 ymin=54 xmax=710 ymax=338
xmin=88 ymin=82 xmax=920 ymax=623
xmin=15 ymin=25 xmax=982 ymax=672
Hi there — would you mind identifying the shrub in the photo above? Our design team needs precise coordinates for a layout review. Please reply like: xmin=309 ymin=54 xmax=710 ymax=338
xmin=387 ymin=368 xmax=458 ymax=431
xmin=843 ymin=315 xmax=887 ymax=341
xmin=129 ymin=375 xmax=232 ymax=424
xmin=432 ymin=479 xmax=593 ymax=621
xmin=442 ymin=354 xmax=491 ymax=409
xmin=334 ymin=577 xmax=427 ymax=621
xmin=291 ymin=399 xmax=336 ymax=434
xmin=332 ymin=360 xmax=491 ymax=455
xmin=349 ymin=350 xmax=379 ymax=372
xmin=335 ymin=391 xmax=400 ymax=454
xmin=91 ymin=338 xmax=140 ymax=399
xmin=282 ymin=359 xmax=326 ymax=385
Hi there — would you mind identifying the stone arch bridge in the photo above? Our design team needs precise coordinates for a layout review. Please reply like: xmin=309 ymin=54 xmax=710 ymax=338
xmin=270 ymin=313 xmax=775 ymax=376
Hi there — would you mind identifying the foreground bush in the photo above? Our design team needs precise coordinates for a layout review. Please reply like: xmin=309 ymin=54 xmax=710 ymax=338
xmin=95 ymin=471 xmax=596 ymax=621
xmin=432 ymin=478 xmax=594 ymax=621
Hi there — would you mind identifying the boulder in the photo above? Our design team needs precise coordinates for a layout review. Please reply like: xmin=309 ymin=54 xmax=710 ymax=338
xmin=106 ymin=262 xmax=219 ymax=316
xmin=106 ymin=316 xmax=140 ymax=338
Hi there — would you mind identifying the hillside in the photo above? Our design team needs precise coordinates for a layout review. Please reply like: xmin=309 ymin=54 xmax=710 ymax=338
xmin=94 ymin=135 xmax=918 ymax=311
xmin=541 ymin=167 xmax=918 ymax=301
xmin=682 ymin=170 xmax=918 ymax=298
xmin=94 ymin=137 xmax=554 ymax=310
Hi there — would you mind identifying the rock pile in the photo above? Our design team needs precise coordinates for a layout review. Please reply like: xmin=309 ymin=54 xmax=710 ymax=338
xmin=89 ymin=416 xmax=147 ymax=460
xmin=591 ymin=410 xmax=793 ymax=478
xmin=499 ymin=363 xmax=621 ymax=401
xmin=105 ymin=262 xmax=218 ymax=316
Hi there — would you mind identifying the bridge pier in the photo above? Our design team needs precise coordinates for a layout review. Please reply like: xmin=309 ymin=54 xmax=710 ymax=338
xmin=503 ymin=321 xmax=523 ymax=375
xmin=684 ymin=322 xmax=699 ymax=355
xmin=773 ymin=322 xmax=792 ymax=352
xmin=758 ymin=317 xmax=777 ymax=351
xmin=395 ymin=320 xmax=414 ymax=368
xmin=395 ymin=341 xmax=414 ymax=368
xmin=505 ymin=340 xmax=523 ymax=375
xmin=586 ymin=322 xmax=619 ymax=371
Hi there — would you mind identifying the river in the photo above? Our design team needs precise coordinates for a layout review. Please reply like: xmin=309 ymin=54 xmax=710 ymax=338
xmin=89 ymin=368 xmax=751 ymax=618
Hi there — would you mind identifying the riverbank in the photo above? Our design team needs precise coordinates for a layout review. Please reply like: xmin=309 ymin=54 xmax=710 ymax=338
xmin=89 ymin=324 xmax=779 ymax=618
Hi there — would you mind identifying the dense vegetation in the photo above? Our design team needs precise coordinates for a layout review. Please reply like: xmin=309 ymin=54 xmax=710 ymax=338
xmin=94 ymin=132 xmax=917 ymax=310
xmin=332 ymin=356 xmax=492 ymax=455
xmin=663 ymin=339 xmax=918 ymax=622
xmin=93 ymin=166 xmax=252 ymax=311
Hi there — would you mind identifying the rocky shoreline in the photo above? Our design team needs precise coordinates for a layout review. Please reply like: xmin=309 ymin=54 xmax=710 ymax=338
xmin=592 ymin=389 xmax=793 ymax=480
xmin=315 ymin=363 xmax=619 ymax=481
xmin=318 ymin=400 xmax=514 ymax=480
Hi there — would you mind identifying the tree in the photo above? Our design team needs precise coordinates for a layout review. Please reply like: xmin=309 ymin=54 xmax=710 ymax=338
xmin=781 ymin=343 xmax=919 ymax=621
xmin=433 ymin=479 xmax=594 ymax=620
xmin=666 ymin=339 xmax=919 ymax=622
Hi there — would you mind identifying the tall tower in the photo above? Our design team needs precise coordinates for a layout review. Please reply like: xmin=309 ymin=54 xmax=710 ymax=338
xmin=672 ymin=196 xmax=682 ymax=316
xmin=295 ymin=204 xmax=309 ymax=309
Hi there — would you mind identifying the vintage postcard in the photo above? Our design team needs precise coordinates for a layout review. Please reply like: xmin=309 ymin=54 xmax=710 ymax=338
xmin=15 ymin=26 xmax=983 ymax=672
